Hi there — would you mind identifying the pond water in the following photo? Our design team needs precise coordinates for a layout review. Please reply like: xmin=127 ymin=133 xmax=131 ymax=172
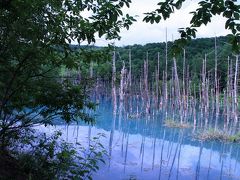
xmin=47 ymin=98 xmax=240 ymax=180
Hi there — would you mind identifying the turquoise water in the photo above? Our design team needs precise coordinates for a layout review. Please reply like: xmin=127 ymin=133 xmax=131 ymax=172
xmin=48 ymin=98 xmax=240 ymax=180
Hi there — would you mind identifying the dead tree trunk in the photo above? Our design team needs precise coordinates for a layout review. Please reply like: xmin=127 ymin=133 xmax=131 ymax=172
xmin=215 ymin=36 xmax=219 ymax=117
xmin=165 ymin=28 xmax=168 ymax=103
xmin=112 ymin=51 xmax=117 ymax=114
xmin=144 ymin=52 xmax=150 ymax=114
xmin=173 ymin=57 xmax=181 ymax=121
xmin=233 ymin=55 xmax=239 ymax=122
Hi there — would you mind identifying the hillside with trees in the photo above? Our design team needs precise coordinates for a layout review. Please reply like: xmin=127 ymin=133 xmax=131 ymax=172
xmin=94 ymin=36 xmax=232 ymax=91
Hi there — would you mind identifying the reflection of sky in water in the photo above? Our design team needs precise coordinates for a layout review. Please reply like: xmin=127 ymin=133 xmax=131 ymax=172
xmin=42 ymin=100 xmax=240 ymax=180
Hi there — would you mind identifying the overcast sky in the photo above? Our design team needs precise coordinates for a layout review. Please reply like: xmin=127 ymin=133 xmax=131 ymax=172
xmin=87 ymin=0 xmax=234 ymax=46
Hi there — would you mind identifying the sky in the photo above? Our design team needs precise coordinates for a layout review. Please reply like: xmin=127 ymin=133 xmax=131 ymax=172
xmin=86 ymin=0 xmax=234 ymax=46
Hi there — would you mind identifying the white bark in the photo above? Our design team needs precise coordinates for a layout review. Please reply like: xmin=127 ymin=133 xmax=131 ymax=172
xmin=165 ymin=28 xmax=168 ymax=103
xmin=234 ymin=55 xmax=239 ymax=122
xmin=112 ymin=51 xmax=117 ymax=114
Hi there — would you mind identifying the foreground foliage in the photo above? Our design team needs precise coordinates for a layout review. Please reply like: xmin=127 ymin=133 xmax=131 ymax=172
xmin=0 ymin=0 xmax=135 ymax=150
xmin=0 ymin=0 xmax=135 ymax=178
xmin=0 ymin=131 xmax=107 ymax=180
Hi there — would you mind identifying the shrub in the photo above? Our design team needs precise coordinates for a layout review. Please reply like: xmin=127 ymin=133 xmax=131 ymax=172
xmin=1 ymin=130 xmax=107 ymax=180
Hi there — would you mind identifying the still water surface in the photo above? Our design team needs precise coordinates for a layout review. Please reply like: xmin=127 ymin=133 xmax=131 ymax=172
xmin=46 ymin=99 xmax=240 ymax=180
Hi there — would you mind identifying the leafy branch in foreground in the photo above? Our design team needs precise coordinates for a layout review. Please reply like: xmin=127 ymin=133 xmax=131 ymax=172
xmin=0 ymin=0 xmax=135 ymax=151
xmin=0 ymin=131 xmax=107 ymax=180
xmin=143 ymin=0 xmax=240 ymax=55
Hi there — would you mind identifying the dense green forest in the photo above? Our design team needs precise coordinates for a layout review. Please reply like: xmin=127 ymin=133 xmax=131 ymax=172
xmin=89 ymin=36 xmax=232 ymax=91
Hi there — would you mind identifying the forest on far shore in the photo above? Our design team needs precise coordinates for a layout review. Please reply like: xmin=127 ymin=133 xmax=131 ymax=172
xmin=75 ymin=35 xmax=233 ymax=92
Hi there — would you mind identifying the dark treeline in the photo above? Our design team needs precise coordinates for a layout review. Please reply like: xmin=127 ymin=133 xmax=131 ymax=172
xmin=72 ymin=36 xmax=232 ymax=92
xmin=112 ymin=36 xmax=232 ymax=91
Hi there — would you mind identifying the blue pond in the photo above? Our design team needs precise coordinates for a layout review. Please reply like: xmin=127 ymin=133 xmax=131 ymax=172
xmin=47 ymin=98 xmax=240 ymax=180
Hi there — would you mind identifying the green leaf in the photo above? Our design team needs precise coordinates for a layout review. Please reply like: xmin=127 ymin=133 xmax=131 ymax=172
xmin=224 ymin=11 xmax=233 ymax=18
xmin=234 ymin=12 xmax=240 ymax=19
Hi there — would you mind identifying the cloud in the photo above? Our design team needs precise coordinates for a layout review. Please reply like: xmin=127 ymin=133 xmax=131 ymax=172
xmin=86 ymin=0 xmax=232 ymax=46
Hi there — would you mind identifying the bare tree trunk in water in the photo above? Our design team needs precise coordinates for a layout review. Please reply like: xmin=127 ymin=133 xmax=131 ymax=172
xmin=193 ymin=84 xmax=197 ymax=131
xmin=112 ymin=51 xmax=117 ymax=114
xmin=144 ymin=52 xmax=150 ymax=114
xmin=155 ymin=52 xmax=160 ymax=109
xmin=173 ymin=57 xmax=181 ymax=123
xmin=215 ymin=36 xmax=219 ymax=118
xmin=226 ymin=56 xmax=230 ymax=129
xmin=182 ymin=49 xmax=186 ymax=122
xmin=119 ymin=62 xmax=127 ymax=103
xmin=128 ymin=49 xmax=132 ymax=114
xmin=234 ymin=55 xmax=239 ymax=123
xmin=165 ymin=28 xmax=168 ymax=104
